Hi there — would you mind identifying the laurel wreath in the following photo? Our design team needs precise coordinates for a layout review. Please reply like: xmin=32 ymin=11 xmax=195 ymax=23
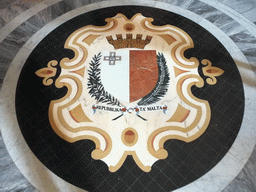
xmin=87 ymin=52 xmax=121 ymax=107
xmin=87 ymin=52 xmax=169 ymax=106
xmin=137 ymin=53 xmax=170 ymax=105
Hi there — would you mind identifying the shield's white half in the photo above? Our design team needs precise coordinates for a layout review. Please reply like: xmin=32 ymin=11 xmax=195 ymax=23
xmin=101 ymin=50 xmax=130 ymax=103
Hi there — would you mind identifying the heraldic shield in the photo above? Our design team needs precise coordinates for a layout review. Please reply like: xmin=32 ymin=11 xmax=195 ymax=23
xmin=101 ymin=50 xmax=159 ymax=103
xmin=36 ymin=13 xmax=223 ymax=172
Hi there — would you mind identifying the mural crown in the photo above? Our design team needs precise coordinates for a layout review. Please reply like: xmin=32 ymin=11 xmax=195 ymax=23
xmin=106 ymin=34 xmax=152 ymax=49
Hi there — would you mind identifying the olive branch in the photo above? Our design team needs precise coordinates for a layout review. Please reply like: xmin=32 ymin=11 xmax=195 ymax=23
xmin=87 ymin=52 xmax=121 ymax=107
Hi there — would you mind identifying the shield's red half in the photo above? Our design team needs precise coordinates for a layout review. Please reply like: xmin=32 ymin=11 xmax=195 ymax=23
xmin=130 ymin=50 xmax=158 ymax=103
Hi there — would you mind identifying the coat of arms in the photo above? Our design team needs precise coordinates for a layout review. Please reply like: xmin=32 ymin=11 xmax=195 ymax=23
xmin=36 ymin=13 xmax=223 ymax=172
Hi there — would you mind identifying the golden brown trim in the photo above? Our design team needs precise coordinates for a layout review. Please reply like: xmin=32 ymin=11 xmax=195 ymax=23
xmin=202 ymin=59 xmax=224 ymax=85
xmin=72 ymin=67 xmax=85 ymax=77
xmin=83 ymin=35 xmax=101 ymax=46
xmin=35 ymin=60 xmax=57 ymax=86
xmin=109 ymin=151 xmax=151 ymax=172
xmin=69 ymin=104 xmax=92 ymax=123
xmin=166 ymin=104 xmax=190 ymax=123
xmin=174 ymin=66 xmax=189 ymax=77
xmin=158 ymin=34 xmax=176 ymax=45
xmin=115 ymin=13 xmax=143 ymax=22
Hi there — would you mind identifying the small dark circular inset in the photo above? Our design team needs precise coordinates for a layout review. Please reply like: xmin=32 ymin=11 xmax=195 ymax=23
xmin=124 ymin=23 xmax=135 ymax=32
xmin=122 ymin=128 xmax=138 ymax=146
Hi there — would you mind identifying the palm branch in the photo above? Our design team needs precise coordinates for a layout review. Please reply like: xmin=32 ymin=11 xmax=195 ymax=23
xmin=137 ymin=53 xmax=170 ymax=106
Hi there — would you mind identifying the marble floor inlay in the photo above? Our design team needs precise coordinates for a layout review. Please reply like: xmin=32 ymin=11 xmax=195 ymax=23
xmin=0 ymin=1 xmax=256 ymax=192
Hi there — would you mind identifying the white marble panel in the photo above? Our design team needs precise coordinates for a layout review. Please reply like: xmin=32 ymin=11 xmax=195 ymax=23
xmin=242 ymin=6 xmax=256 ymax=24
xmin=0 ymin=1 xmax=51 ymax=43
xmin=50 ymin=2 xmax=101 ymax=24
xmin=0 ymin=136 xmax=37 ymax=192
xmin=217 ymin=0 xmax=256 ymax=14
xmin=200 ymin=0 xmax=256 ymax=40
xmin=96 ymin=0 xmax=158 ymax=8
xmin=188 ymin=0 xmax=219 ymax=17
xmin=223 ymin=159 xmax=256 ymax=192
xmin=194 ymin=152 xmax=244 ymax=192
xmin=154 ymin=1 xmax=204 ymax=23
xmin=167 ymin=0 xmax=197 ymax=9
xmin=0 ymin=0 xmax=39 ymax=28
xmin=173 ymin=182 xmax=205 ymax=192
xmin=43 ymin=0 xmax=63 ymax=6
xmin=219 ymin=20 xmax=245 ymax=36
xmin=187 ymin=1 xmax=237 ymax=31
xmin=61 ymin=0 xmax=90 ymax=8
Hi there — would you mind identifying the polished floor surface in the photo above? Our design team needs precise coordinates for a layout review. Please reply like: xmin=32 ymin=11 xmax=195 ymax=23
xmin=0 ymin=0 xmax=256 ymax=192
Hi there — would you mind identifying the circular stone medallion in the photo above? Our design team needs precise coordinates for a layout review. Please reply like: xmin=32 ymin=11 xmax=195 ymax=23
xmin=15 ymin=6 xmax=244 ymax=192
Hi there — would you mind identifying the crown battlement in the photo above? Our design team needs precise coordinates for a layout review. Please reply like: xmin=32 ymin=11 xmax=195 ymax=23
xmin=106 ymin=34 xmax=152 ymax=49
